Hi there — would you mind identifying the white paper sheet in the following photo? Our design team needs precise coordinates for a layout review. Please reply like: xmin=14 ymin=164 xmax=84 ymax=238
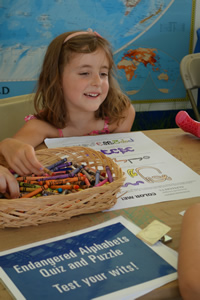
xmin=44 ymin=132 xmax=200 ymax=210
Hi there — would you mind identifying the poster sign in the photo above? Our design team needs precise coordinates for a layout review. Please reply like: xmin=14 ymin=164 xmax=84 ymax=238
xmin=0 ymin=217 xmax=177 ymax=300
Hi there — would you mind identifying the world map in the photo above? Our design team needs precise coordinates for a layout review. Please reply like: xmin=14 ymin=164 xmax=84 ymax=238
xmin=0 ymin=0 xmax=194 ymax=104
xmin=116 ymin=46 xmax=180 ymax=97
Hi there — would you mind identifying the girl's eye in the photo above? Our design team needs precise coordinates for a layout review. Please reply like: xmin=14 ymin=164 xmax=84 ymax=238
xmin=79 ymin=72 xmax=89 ymax=76
xmin=101 ymin=73 xmax=108 ymax=77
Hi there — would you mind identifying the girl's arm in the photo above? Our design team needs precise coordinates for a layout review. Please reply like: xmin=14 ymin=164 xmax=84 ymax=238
xmin=0 ymin=166 xmax=20 ymax=198
xmin=178 ymin=203 xmax=200 ymax=300
xmin=0 ymin=119 xmax=60 ymax=175
xmin=112 ymin=104 xmax=135 ymax=133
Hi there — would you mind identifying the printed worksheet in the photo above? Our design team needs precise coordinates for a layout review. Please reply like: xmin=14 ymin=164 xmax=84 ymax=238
xmin=45 ymin=132 xmax=200 ymax=210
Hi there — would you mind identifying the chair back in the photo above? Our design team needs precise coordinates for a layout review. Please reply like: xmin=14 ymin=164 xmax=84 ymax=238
xmin=0 ymin=94 xmax=35 ymax=141
xmin=180 ymin=53 xmax=200 ymax=89
xmin=180 ymin=53 xmax=200 ymax=121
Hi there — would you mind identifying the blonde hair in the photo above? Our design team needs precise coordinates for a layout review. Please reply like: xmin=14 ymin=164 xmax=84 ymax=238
xmin=34 ymin=31 xmax=131 ymax=128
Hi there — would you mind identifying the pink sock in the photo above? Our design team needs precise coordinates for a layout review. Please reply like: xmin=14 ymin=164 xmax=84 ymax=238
xmin=175 ymin=111 xmax=200 ymax=138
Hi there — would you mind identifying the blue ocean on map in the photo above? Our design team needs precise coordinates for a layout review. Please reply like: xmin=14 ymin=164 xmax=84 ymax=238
xmin=0 ymin=0 xmax=174 ymax=81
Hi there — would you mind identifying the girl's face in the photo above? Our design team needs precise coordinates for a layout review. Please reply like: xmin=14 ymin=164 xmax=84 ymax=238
xmin=61 ymin=48 xmax=110 ymax=115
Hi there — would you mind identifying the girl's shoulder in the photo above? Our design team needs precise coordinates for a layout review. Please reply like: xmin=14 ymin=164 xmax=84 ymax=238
xmin=24 ymin=114 xmax=61 ymax=138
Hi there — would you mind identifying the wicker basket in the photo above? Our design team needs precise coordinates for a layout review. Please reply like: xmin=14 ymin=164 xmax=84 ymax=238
xmin=0 ymin=147 xmax=125 ymax=228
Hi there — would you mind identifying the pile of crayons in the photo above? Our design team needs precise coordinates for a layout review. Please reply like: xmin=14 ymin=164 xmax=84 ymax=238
xmin=13 ymin=157 xmax=114 ymax=199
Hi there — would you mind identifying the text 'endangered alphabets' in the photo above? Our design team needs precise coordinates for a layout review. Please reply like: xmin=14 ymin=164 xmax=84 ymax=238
xmin=12 ymin=235 xmax=140 ymax=294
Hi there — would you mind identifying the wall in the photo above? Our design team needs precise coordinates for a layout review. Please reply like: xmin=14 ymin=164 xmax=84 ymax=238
xmin=0 ymin=94 xmax=35 ymax=141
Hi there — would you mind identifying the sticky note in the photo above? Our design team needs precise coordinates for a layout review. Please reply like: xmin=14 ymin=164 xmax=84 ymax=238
xmin=136 ymin=220 xmax=171 ymax=246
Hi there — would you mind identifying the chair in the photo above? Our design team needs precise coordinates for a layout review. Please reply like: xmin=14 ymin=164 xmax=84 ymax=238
xmin=0 ymin=94 xmax=35 ymax=141
xmin=180 ymin=53 xmax=200 ymax=121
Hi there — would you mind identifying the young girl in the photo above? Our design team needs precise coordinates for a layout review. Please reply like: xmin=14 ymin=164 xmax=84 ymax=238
xmin=0 ymin=29 xmax=135 ymax=198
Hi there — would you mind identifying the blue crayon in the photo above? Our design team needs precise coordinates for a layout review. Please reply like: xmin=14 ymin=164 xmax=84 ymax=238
xmin=53 ymin=167 xmax=73 ymax=172
xmin=70 ymin=165 xmax=84 ymax=177
xmin=95 ymin=170 xmax=100 ymax=186
xmin=52 ymin=162 xmax=72 ymax=171
xmin=46 ymin=157 xmax=67 ymax=170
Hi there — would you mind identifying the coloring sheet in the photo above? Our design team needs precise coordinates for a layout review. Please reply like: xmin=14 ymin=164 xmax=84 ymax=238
xmin=45 ymin=132 xmax=200 ymax=210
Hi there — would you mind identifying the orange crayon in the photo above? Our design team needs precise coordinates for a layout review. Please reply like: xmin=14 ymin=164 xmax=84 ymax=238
xmin=17 ymin=176 xmax=49 ymax=182
xmin=45 ymin=177 xmax=84 ymax=185
xmin=25 ymin=180 xmax=42 ymax=185
xmin=21 ymin=184 xmax=49 ymax=198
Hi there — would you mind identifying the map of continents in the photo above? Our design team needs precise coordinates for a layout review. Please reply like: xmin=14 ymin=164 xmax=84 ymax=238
xmin=0 ymin=0 xmax=193 ymax=101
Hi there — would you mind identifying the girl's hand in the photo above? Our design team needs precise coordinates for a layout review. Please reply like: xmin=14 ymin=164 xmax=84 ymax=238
xmin=0 ymin=138 xmax=43 ymax=176
xmin=0 ymin=166 xmax=20 ymax=198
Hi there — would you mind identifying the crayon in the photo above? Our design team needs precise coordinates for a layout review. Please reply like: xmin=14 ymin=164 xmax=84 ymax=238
xmin=72 ymin=163 xmax=82 ymax=168
xmin=84 ymin=166 xmax=106 ymax=180
xmin=46 ymin=158 xmax=67 ymax=170
xmin=17 ymin=176 xmax=49 ymax=182
xmin=83 ymin=166 xmax=96 ymax=176
xmin=45 ymin=177 xmax=84 ymax=185
xmin=84 ymin=176 xmax=91 ymax=187
xmin=95 ymin=170 xmax=100 ymax=185
xmin=19 ymin=186 xmax=56 ymax=192
xmin=70 ymin=165 xmax=84 ymax=177
xmin=51 ymin=168 xmax=72 ymax=174
xmin=81 ymin=168 xmax=94 ymax=182
xmin=106 ymin=166 xmax=113 ymax=183
xmin=94 ymin=178 xmax=108 ymax=187
xmin=24 ymin=180 xmax=43 ymax=185
xmin=50 ymin=184 xmax=80 ymax=190
xmin=38 ymin=173 xmax=72 ymax=181
xmin=20 ymin=187 xmax=57 ymax=193
xmin=51 ymin=171 xmax=68 ymax=175
xmin=19 ymin=182 xmax=41 ymax=188
xmin=42 ymin=167 xmax=53 ymax=175
xmin=25 ymin=176 xmax=85 ymax=186
xmin=59 ymin=167 xmax=73 ymax=171
xmin=21 ymin=184 xmax=49 ymax=198
xmin=20 ymin=187 xmax=41 ymax=192
xmin=52 ymin=162 xmax=72 ymax=171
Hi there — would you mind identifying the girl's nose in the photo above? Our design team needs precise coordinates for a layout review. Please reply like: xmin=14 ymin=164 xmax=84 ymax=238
xmin=91 ymin=74 xmax=101 ymax=86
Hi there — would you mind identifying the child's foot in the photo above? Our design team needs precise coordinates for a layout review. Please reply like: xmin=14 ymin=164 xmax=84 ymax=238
xmin=175 ymin=111 xmax=200 ymax=138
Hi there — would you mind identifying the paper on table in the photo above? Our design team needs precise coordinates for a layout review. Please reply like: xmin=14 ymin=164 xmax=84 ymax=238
xmin=44 ymin=132 xmax=200 ymax=210
xmin=0 ymin=216 xmax=177 ymax=300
